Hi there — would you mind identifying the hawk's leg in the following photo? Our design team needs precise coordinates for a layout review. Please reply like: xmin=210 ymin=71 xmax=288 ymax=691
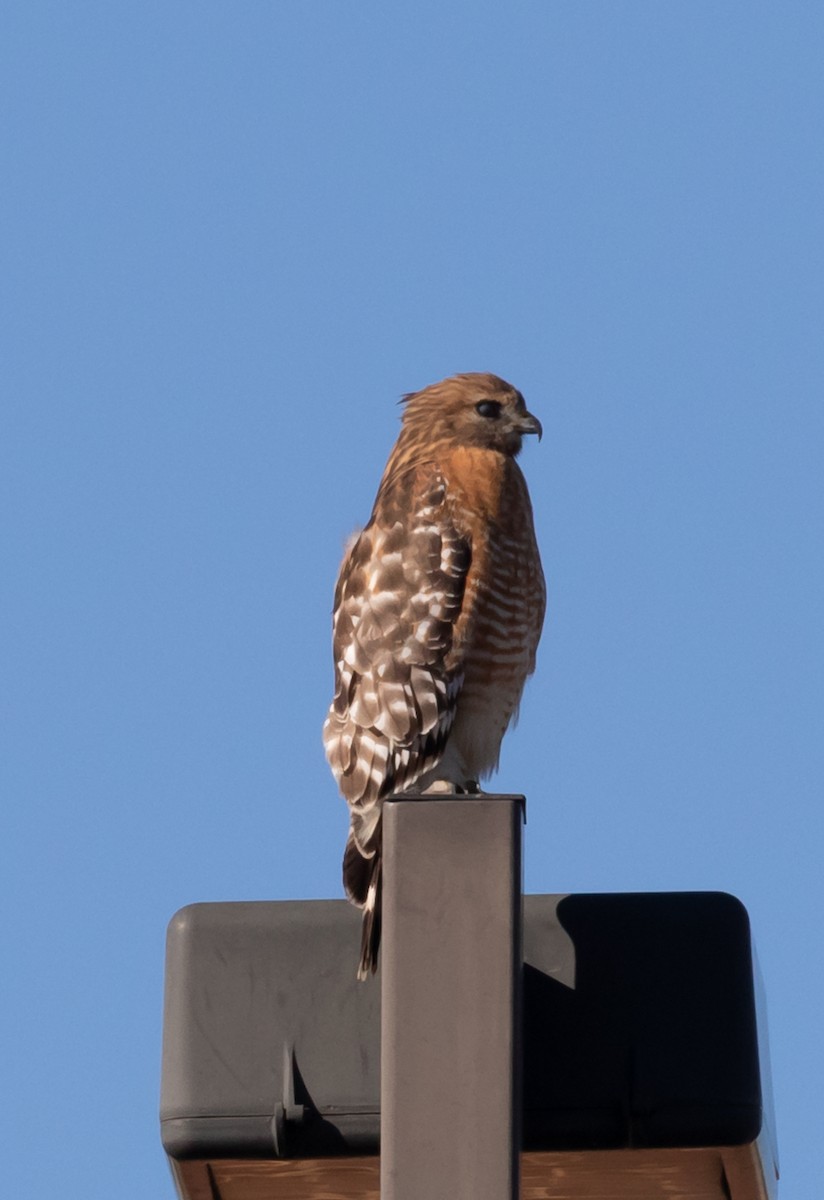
xmin=419 ymin=779 xmax=483 ymax=797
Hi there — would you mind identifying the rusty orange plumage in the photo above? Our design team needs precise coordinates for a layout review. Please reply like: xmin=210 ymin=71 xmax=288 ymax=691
xmin=323 ymin=373 xmax=545 ymax=977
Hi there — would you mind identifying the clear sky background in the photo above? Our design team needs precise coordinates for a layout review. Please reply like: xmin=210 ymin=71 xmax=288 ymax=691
xmin=3 ymin=3 xmax=822 ymax=1197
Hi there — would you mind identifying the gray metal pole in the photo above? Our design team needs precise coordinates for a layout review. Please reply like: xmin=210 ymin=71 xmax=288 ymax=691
xmin=381 ymin=795 xmax=523 ymax=1200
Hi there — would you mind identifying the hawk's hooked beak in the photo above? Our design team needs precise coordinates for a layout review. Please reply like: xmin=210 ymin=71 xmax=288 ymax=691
xmin=518 ymin=411 xmax=543 ymax=441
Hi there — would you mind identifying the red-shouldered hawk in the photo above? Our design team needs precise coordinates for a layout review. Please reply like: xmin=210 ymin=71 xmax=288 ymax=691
xmin=323 ymin=373 xmax=545 ymax=978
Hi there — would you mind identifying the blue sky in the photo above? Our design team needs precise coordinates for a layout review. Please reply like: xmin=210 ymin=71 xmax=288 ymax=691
xmin=3 ymin=3 xmax=822 ymax=1196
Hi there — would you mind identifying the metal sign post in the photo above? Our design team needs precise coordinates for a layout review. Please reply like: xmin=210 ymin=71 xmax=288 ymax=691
xmin=380 ymin=796 xmax=524 ymax=1200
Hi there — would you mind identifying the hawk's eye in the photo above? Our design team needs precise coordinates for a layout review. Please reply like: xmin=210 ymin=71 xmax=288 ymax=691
xmin=475 ymin=400 xmax=502 ymax=420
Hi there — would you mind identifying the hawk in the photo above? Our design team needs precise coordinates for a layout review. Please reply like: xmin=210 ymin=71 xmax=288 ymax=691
xmin=323 ymin=373 xmax=545 ymax=978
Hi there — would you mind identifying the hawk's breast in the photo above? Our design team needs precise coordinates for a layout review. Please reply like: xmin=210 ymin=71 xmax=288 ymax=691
xmin=443 ymin=449 xmax=545 ymax=777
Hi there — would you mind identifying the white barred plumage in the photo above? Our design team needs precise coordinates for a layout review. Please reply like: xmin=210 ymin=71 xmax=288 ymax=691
xmin=323 ymin=373 xmax=545 ymax=978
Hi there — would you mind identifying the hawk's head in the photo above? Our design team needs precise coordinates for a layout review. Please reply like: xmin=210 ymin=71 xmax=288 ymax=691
xmin=400 ymin=372 xmax=542 ymax=458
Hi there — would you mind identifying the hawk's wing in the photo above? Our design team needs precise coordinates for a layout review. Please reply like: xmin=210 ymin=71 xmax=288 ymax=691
xmin=323 ymin=464 xmax=471 ymax=863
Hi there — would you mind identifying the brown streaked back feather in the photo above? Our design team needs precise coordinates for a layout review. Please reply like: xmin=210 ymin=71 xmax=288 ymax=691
xmin=323 ymin=463 xmax=472 ymax=861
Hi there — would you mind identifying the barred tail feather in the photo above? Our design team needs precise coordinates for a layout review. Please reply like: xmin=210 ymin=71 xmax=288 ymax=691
xmin=343 ymin=829 xmax=382 ymax=979
xmin=357 ymin=857 xmax=382 ymax=981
